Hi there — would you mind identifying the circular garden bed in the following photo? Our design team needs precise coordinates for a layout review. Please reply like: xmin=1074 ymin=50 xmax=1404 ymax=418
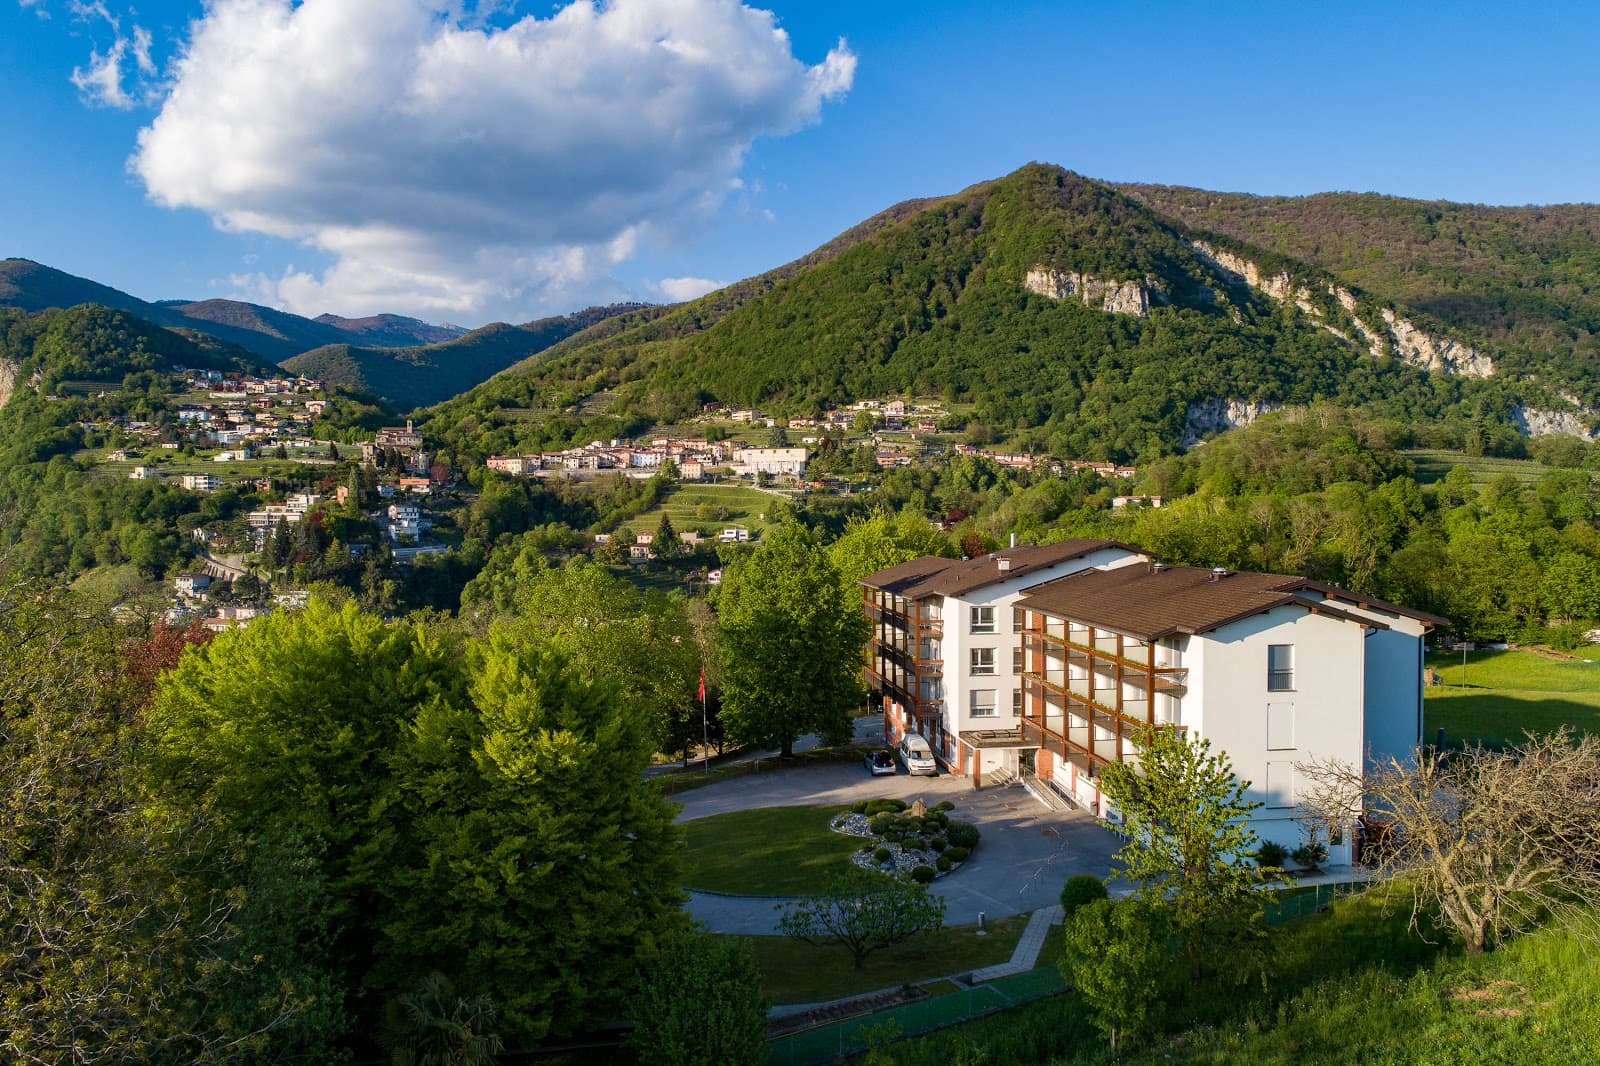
xmin=830 ymin=797 xmax=982 ymax=882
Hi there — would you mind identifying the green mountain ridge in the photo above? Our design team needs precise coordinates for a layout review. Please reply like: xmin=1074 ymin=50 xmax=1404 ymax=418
xmin=424 ymin=163 xmax=1593 ymax=462
xmin=280 ymin=303 xmax=648 ymax=408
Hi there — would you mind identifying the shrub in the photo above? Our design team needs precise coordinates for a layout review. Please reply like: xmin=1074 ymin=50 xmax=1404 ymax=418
xmin=929 ymin=811 xmax=949 ymax=828
xmin=929 ymin=836 xmax=948 ymax=853
xmin=910 ymin=865 xmax=936 ymax=884
xmin=936 ymin=854 xmax=952 ymax=872
xmin=863 ymin=798 xmax=908 ymax=816
xmin=1292 ymin=842 xmax=1328 ymax=872
xmin=1059 ymin=874 xmax=1109 ymax=919
xmin=1255 ymin=842 xmax=1289 ymax=869
xmin=873 ymin=846 xmax=892 ymax=864
xmin=943 ymin=846 xmax=969 ymax=863
xmin=933 ymin=801 xmax=955 ymax=813
xmin=946 ymin=821 xmax=981 ymax=850
xmin=850 ymin=800 xmax=869 ymax=814
xmin=867 ymin=813 xmax=897 ymax=836
xmin=884 ymin=830 xmax=905 ymax=843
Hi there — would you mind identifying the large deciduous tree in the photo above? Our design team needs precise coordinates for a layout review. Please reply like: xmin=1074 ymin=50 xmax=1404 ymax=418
xmin=629 ymin=931 xmax=768 ymax=1066
xmin=1060 ymin=898 xmax=1169 ymax=1052
xmin=1099 ymin=725 xmax=1270 ymax=979
xmin=718 ymin=522 xmax=865 ymax=757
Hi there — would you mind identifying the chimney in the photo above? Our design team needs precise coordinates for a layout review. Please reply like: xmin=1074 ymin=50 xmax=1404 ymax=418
xmin=998 ymin=558 xmax=1011 ymax=574
xmin=1209 ymin=567 xmax=1229 ymax=582
xmin=1151 ymin=562 xmax=1167 ymax=574
xmin=1010 ymin=533 xmax=1017 ymax=548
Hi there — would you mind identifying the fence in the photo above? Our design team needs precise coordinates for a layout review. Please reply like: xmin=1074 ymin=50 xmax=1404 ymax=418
xmin=1262 ymin=879 xmax=1368 ymax=926
xmin=766 ymin=967 xmax=1066 ymax=1066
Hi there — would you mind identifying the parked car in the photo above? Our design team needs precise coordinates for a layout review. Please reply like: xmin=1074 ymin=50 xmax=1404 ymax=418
xmin=864 ymin=748 xmax=897 ymax=776
xmin=897 ymin=734 xmax=938 ymax=776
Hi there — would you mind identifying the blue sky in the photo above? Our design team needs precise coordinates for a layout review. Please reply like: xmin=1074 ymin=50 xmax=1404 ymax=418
xmin=5 ymin=0 xmax=1599 ymax=325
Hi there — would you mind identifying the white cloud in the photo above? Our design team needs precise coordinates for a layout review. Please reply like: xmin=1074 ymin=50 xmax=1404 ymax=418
xmin=65 ymin=0 xmax=156 ymax=108
xmin=132 ymin=0 xmax=855 ymax=322
xmin=654 ymin=276 xmax=726 ymax=302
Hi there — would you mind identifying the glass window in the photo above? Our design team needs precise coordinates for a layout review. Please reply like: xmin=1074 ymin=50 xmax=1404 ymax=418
xmin=1268 ymin=644 xmax=1295 ymax=691
xmin=1012 ymin=687 xmax=1023 ymax=714
xmin=971 ymin=648 xmax=996 ymax=675
xmin=1012 ymin=646 xmax=1024 ymax=673
xmin=970 ymin=605 xmax=996 ymax=633
xmin=1013 ymin=607 xmax=1025 ymax=633
xmin=970 ymin=689 xmax=997 ymax=717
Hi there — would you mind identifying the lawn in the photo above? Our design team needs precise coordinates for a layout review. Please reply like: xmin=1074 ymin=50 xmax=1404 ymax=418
xmin=1425 ymin=648 xmax=1600 ymax=745
xmin=735 ymin=914 xmax=1031 ymax=1004
xmin=679 ymin=804 xmax=864 ymax=895
xmin=631 ymin=482 xmax=788 ymax=539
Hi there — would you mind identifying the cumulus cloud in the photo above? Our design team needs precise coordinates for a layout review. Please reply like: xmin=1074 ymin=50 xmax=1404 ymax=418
xmin=653 ymin=277 xmax=726 ymax=302
xmin=132 ymin=0 xmax=855 ymax=322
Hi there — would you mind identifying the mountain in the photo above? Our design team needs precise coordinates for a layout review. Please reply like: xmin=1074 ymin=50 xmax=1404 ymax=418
xmin=314 ymin=313 xmax=467 ymax=347
xmin=0 ymin=258 xmax=463 ymax=362
xmin=425 ymin=163 xmax=1600 ymax=462
xmin=1116 ymin=184 xmax=1600 ymax=411
xmin=281 ymin=304 xmax=646 ymax=409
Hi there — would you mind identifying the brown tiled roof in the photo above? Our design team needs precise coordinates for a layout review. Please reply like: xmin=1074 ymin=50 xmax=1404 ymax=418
xmin=862 ymin=539 xmax=1142 ymax=599
xmin=1277 ymin=578 xmax=1450 ymax=627
xmin=1015 ymin=564 xmax=1407 ymax=640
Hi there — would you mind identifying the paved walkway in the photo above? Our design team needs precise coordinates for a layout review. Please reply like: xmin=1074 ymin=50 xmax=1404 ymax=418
xmin=968 ymin=904 xmax=1062 ymax=982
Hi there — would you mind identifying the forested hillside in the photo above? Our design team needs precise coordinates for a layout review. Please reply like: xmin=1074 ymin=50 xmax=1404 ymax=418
xmin=423 ymin=164 xmax=1586 ymax=463
xmin=282 ymin=302 xmax=645 ymax=408
xmin=1119 ymin=184 xmax=1600 ymax=406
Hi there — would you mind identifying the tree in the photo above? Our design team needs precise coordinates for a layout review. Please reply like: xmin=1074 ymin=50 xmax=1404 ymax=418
xmin=629 ymin=931 xmax=767 ymax=1066
xmin=1099 ymin=726 xmax=1270 ymax=979
xmin=778 ymin=868 xmax=945 ymax=970
xmin=1060 ymin=899 xmax=1168 ymax=1051
xmin=826 ymin=507 xmax=951 ymax=590
xmin=717 ymin=522 xmax=864 ymax=757
xmin=653 ymin=511 xmax=683 ymax=560
xmin=380 ymin=972 xmax=503 ymax=1066
xmin=1299 ymin=731 xmax=1600 ymax=953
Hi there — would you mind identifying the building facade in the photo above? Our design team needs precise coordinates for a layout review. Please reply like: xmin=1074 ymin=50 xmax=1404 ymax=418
xmin=862 ymin=548 xmax=1443 ymax=864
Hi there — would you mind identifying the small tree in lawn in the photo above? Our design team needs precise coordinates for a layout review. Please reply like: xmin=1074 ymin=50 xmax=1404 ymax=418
xmin=629 ymin=930 xmax=767 ymax=1066
xmin=653 ymin=512 xmax=683 ymax=560
xmin=1100 ymin=725 xmax=1269 ymax=981
xmin=778 ymin=868 xmax=945 ymax=971
xmin=1060 ymin=898 xmax=1168 ymax=1052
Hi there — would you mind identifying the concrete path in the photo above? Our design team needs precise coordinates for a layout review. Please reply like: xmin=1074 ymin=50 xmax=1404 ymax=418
xmin=968 ymin=904 xmax=1062 ymax=982
xmin=679 ymin=762 xmax=1121 ymax=933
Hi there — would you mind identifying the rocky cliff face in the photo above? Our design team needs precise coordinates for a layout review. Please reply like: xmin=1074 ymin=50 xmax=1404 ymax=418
xmin=1510 ymin=405 xmax=1595 ymax=440
xmin=0 ymin=358 xmax=17 ymax=409
xmin=1183 ymin=397 xmax=1283 ymax=443
xmin=1190 ymin=241 xmax=1494 ymax=378
xmin=1024 ymin=268 xmax=1166 ymax=316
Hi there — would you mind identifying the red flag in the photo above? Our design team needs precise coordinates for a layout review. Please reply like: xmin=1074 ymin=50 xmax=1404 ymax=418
xmin=697 ymin=666 xmax=706 ymax=704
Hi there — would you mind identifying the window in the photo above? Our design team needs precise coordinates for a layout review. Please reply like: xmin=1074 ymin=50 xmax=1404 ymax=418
xmin=1012 ymin=687 xmax=1023 ymax=714
xmin=1012 ymin=647 xmax=1024 ymax=673
xmin=970 ymin=690 xmax=997 ymax=717
xmin=1268 ymin=644 xmax=1295 ymax=691
xmin=970 ymin=648 xmax=996 ymax=675
xmin=1013 ymin=607 xmax=1026 ymax=633
xmin=970 ymin=605 xmax=996 ymax=633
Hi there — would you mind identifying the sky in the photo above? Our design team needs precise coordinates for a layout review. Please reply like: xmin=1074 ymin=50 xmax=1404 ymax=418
xmin=4 ymin=0 xmax=1600 ymax=327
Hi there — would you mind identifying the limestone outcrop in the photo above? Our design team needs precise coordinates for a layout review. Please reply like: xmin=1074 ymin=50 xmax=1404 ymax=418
xmin=1023 ymin=267 xmax=1166 ymax=317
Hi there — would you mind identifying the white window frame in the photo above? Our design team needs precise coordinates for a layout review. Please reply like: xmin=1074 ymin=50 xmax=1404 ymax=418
xmin=970 ymin=605 xmax=996 ymax=633
xmin=1268 ymin=644 xmax=1295 ymax=692
xmin=970 ymin=689 xmax=997 ymax=718
xmin=970 ymin=647 xmax=997 ymax=675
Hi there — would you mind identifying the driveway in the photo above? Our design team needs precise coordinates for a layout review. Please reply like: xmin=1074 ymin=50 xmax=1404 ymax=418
xmin=677 ymin=763 xmax=1122 ymax=934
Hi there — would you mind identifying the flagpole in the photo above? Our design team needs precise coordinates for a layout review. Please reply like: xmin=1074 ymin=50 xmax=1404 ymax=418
xmin=700 ymin=665 xmax=710 ymax=774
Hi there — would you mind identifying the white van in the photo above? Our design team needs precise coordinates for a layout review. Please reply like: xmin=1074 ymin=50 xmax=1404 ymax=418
xmin=897 ymin=734 xmax=938 ymax=776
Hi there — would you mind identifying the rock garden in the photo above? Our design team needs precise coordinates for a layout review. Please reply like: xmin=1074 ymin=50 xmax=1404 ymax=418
xmin=830 ymin=796 xmax=982 ymax=883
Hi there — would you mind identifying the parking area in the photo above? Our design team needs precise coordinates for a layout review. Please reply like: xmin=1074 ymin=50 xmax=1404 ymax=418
xmin=677 ymin=759 xmax=1122 ymax=934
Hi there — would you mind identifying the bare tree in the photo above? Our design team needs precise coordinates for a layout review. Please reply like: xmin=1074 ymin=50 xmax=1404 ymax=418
xmin=1299 ymin=732 xmax=1600 ymax=953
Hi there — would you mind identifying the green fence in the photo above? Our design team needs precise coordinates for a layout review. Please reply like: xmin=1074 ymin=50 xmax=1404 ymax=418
xmin=767 ymin=967 xmax=1067 ymax=1066
xmin=1262 ymin=879 xmax=1367 ymax=926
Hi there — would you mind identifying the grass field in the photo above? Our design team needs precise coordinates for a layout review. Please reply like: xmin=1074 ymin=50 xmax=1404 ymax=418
xmin=679 ymin=805 xmax=864 ymax=895
xmin=1403 ymin=448 xmax=1549 ymax=487
xmin=736 ymin=915 xmax=1030 ymax=1004
xmin=630 ymin=482 xmax=788 ymax=539
xmin=1425 ymin=648 xmax=1600 ymax=745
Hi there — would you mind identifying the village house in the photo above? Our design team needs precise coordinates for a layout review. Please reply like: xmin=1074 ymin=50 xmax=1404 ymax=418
xmin=862 ymin=544 xmax=1443 ymax=864
xmin=174 ymin=573 xmax=213 ymax=598
xmin=181 ymin=474 xmax=220 ymax=492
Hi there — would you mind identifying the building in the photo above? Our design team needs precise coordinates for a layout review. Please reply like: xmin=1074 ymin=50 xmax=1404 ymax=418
xmin=486 ymin=455 xmax=541 ymax=476
xmin=731 ymin=447 xmax=808 ymax=478
xmin=174 ymin=573 xmax=213 ymax=597
xmin=861 ymin=547 xmax=1444 ymax=865
xmin=863 ymin=540 xmax=1147 ymax=783
xmin=181 ymin=474 xmax=220 ymax=492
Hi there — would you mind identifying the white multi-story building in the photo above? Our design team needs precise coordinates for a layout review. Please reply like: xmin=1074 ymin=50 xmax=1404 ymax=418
xmin=862 ymin=547 xmax=1444 ymax=865
xmin=731 ymin=447 xmax=808 ymax=478
xmin=181 ymin=474 xmax=220 ymax=492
